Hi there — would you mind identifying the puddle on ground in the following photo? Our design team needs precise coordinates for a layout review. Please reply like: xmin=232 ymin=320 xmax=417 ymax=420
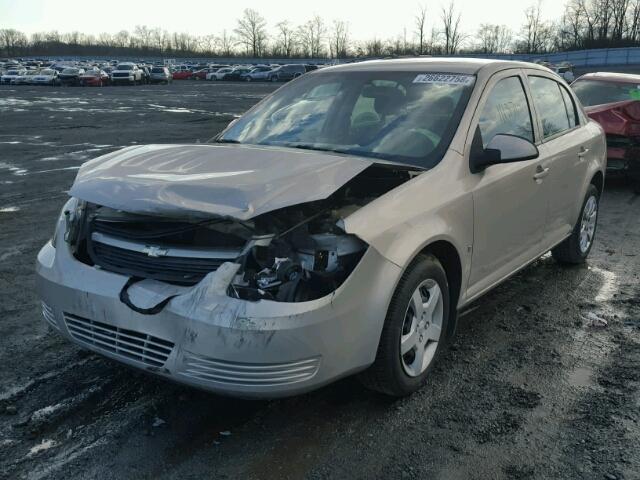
xmin=0 ymin=206 xmax=20 ymax=213
xmin=590 ymin=265 xmax=617 ymax=302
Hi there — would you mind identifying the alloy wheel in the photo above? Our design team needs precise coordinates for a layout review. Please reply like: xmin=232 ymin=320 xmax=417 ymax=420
xmin=579 ymin=195 xmax=598 ymax=253
xmin=400 ymin=279 xmax=444 ymax=377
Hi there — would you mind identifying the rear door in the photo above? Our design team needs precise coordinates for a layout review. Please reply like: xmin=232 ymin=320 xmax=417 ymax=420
xmin=467 ymin=70 xmax=548 ymax=298
xmin=525 ymin=72 xmax=593 ymax=246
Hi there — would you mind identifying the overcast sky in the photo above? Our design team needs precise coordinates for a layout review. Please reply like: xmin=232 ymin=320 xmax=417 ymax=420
xmin=1 ymin=0 xmax=565 ymax=41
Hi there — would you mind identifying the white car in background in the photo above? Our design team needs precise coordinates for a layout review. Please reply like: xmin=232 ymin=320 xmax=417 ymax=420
xmin=11 ymin=70 xmax=37 ymax=85
xmin=110 ymin=63 xmax=143 ymax=85
xmin=1 ymin=69 xmax=27 ymax=85
xmin=207 ymin=67 xmax=233 ymax=81
xmin=31 ymin=69 xmax=60 ymax=86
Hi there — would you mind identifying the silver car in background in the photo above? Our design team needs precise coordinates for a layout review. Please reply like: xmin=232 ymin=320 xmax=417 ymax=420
xmin=36 ymin=59 xmax=606 ymax=398
xmin=149 ymin=66 xmax=172 ymax=84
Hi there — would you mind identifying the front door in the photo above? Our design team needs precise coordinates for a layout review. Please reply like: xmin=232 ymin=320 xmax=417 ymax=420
xmin=467 ymin=72 xmax=548 ymax=298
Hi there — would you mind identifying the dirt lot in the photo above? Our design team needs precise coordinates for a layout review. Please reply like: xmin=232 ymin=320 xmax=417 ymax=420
xmin=0 ymin=82 xmax=639 ymax=480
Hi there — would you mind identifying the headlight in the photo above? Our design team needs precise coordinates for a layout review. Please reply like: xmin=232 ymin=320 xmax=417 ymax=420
xmin=63 ymin=198 xmax=86 ymax=246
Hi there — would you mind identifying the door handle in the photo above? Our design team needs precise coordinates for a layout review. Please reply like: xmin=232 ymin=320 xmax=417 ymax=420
xmin=533 ymin=165 xmax=550 ymax=181
xmin=578 ymin=147 xmax=589 ymax=157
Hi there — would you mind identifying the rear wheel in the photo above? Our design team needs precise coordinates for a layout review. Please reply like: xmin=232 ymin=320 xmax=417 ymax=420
xmin=552 ymin=184 xmax=599 ymax=264
xmin=359 ymin=254 xmax=449 ymax=396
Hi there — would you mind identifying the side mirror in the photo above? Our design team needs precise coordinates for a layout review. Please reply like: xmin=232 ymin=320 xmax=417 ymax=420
xmin=470 ymin=133 xmax=539 ymax=173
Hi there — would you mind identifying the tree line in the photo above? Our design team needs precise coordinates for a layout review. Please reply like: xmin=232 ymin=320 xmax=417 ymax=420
xmin=3 ymin=0 xmax=640 ymax=60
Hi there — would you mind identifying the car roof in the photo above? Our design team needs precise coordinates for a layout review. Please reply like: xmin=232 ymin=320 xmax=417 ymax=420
xmin=322 ymin=57 xmax=551 ymax=75
xmin=575 ymin=71 xmax=640 ymax=83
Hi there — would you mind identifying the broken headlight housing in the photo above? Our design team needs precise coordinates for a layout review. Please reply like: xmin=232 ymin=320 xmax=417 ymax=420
xmin=61 ymin=198 xmax=86 ymax=247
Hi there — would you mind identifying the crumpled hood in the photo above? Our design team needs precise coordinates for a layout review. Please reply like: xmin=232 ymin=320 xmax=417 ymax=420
xmin=69 ymin=143 xmax=373 ymax=220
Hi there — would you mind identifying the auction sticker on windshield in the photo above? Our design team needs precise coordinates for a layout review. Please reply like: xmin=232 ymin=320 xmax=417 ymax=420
xmin=413 ymin=73 xmax=475 ymax=86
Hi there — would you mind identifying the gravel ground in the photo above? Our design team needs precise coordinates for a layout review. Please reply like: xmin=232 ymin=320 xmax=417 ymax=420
xmin=0 ymin=81 xmax=639 ymax=480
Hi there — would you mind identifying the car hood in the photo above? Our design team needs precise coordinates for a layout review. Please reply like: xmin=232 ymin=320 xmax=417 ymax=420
xmin=69 ymin=143 xmax=373 ymax=220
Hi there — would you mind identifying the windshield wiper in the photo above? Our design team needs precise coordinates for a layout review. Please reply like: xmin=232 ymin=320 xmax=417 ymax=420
xmin=216 ymin=138 xmax=240 ymax=144
xmin=285 ymin=143 xmax=347 ymax=154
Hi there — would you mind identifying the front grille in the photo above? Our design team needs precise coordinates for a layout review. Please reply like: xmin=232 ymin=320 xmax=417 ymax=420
xmin=89 ymin=240 xmax=228 ymax=285
xmin=179 ymin=352 xmax=320 ymax=387
xmin=64 ymin=313 xmax=174 ymax=367
xmin=42 ymin=302 xmax=59 ymax=331
xmin=112 ymin=72 xmax=131 ymax=78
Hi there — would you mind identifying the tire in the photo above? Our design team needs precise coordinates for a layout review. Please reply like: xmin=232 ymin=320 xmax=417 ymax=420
xmin=358 ymin=253 xmax=450 ymax=396
xmin=270 ymin=75 xmax=278 ymax=82
xmin=552 ymin=184 xmax=599 ymax=264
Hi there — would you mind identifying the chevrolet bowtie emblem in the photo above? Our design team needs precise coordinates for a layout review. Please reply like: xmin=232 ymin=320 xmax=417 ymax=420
xmin=142 ymin=246 xmax=169 ymax=258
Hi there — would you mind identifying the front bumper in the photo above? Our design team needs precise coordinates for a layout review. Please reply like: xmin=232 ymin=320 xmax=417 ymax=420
xmin=111 ymin=77 xmax=134 ymax=83
xmin=36 ymin=224 xmax=400 ymax=398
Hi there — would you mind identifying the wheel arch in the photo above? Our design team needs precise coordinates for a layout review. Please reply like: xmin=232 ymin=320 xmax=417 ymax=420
xmin=590 ymin=170 xmax=604 ymax=195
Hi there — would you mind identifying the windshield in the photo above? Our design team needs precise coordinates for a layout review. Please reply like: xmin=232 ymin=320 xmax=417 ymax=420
xmin=116 ymin=64 xmax=133 ymax=71
xmin=151 ymin=67 xmax=165 ymax=73
xmin=62 ymin=68 xmax=78 ymax=74
xmin=572 ymin=79 xmax=640 ymax=106
xmin=218 ymin=70 xmax=475 ymax=167
xmin=40 ymin=69 xmax=55 ymax=75
xmin=7 ymin=70 xmax=19 ymax=75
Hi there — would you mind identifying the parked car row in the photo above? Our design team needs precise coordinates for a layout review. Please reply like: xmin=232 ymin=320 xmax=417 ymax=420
xmin=174 ymin=63 xmax=317 ymax=82
xmin=0 ymin=58 xmax=320 ymax=86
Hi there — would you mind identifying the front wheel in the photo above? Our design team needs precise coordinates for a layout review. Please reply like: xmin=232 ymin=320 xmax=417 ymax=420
xmin=552 ymin=184 xmax=599 ymax=264
xmin=359 ymin=254 xmax=449 ymax=396
xmin=270 ymin=75 xmax=278 ymax=82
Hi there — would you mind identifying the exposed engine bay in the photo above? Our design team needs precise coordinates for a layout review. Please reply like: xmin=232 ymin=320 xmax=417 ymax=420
xmin=67 ymin=164 xmax=420 ymax=303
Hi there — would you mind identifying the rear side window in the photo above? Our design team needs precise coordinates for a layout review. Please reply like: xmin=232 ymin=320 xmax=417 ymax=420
xmin=560 ymin=85 xmax=578 ymax=128
xmin=477 ymin=76 xmax=534 ymax=147
xmin=528 ymin=76 xmax=571 ymax=138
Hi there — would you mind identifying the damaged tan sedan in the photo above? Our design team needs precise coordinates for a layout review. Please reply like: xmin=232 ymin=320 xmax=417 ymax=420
xmin=36 ymin=59 xmax=606 ymax=397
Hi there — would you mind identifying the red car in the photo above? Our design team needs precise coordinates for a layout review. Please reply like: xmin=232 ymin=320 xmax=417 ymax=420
xmin=171 ymin=70 xmax=193 ymax=80
xmin=191 ymin=68 xmax=210 ymax=80
xmin=572 ymin=72 xmax=640 ymax=190
xmin=79 ymin=69 xmax=110 ymax=87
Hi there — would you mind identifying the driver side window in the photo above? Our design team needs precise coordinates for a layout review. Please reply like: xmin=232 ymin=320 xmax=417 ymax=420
xmin=478 ymin=76 xmax=534 ymax=148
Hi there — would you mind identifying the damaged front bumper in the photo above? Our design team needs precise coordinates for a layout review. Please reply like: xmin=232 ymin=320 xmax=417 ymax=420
xmin=605 ymin=135 xmax=640 ymax=180
xmin=35 ymin=226 xmax=401 ymax=398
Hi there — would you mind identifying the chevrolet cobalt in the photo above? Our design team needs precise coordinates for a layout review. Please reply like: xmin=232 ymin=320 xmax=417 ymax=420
xmin=37 ymin=59 xmax=606 ymax=397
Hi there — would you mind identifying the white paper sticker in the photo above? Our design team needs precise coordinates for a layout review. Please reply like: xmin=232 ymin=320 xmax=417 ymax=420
xmin=413 ymin=73 xmax=475 ymax=86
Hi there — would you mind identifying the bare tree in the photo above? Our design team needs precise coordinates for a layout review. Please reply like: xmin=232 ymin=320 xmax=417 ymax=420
xmin=234 ymin=8 xmax=268 ymax=57
xmin=519 ymin=1 xmax=552 ymax=53
xmin=275 ymin=21 xmax=296 ymax=57
xmin=298 ymin=15 xmax=327 ymax=58
xmin=612 ymin=0 xmax=630 ymax=40
xmin=0 ymin=29 xmax=27 ymax=56
xmin=629 ymin=0 xmax=640 ymax=41
xmin=477 ymin=24 xmax=513 ymax=53
xmin=441 ymin=1 xmax=465 ymax=54
xmin=330 ymin=20 xmax=349 ymax=58
xmin=415 ymin=4 xmax=428 ymax=54
xmin=217 ymin=30 xmax=236 ymax=57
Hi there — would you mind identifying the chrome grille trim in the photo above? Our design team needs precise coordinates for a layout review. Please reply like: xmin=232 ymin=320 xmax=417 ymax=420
xmin=63 ymin=314 xmax=174 ymax=368
xmin=42 ymin=302 xmax=59 ymax=331
xmin=179 ymin=352 xmax=320 ymax=387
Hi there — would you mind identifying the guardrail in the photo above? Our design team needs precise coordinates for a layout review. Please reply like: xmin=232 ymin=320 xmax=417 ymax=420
xmin=460 ymin=47 xmax=640 ymax=67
